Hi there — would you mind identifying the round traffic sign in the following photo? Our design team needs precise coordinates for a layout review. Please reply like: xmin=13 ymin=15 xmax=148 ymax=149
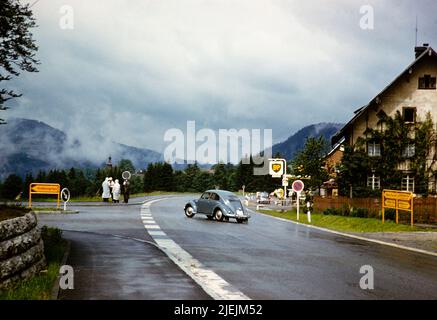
xmin=292 ymin=180 xmax=304 ymax=193
xmin=122 ymin=171 xmax=131 ymax=180
xmin=61 ymin=188 xmax=70 ymax=202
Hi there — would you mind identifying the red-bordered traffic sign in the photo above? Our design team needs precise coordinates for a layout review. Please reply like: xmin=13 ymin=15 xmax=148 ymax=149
xmin=291 ymin=180 xmax=304 ymax=193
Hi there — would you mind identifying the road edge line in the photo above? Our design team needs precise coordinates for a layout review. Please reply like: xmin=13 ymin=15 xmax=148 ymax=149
xmin=249 ymin=209 xmax=437 ymax=257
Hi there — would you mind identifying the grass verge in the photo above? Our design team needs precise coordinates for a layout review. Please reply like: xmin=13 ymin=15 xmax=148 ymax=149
xmin=0 ymin=226 xmax=67 ymax=300
xmin=19 ymin=191 xmax=196 ymax=203
xmin=0 ymin=205 xmax=30 ymax=222
xmin=258 ymin=209 xmax=437 ymax=233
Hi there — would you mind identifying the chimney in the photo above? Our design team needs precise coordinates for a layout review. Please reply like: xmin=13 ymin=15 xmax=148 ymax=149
xmin=415 ymin=43 xmax=429 ymax=58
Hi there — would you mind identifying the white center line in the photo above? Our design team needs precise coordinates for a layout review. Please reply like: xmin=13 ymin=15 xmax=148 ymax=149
xmin=141 ymin=199 xmax=250 ymax=300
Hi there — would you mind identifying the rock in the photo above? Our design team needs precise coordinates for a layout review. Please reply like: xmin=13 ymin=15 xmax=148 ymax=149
xmin=0 ymin=212 xmax=37 ymax=242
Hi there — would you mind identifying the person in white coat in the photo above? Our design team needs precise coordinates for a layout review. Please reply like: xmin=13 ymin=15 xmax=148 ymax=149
xmin=108 ymin=177 xmax=114 ymax=201
xmin=102 ymin=177 xmax=111 ymax=202
xmin=112 ymin=179 xmax=121 ymax=203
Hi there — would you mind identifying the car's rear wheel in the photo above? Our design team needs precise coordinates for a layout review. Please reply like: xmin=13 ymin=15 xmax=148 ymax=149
xmin=214 ymin=209 xmax=224 ymax=221
xmin=185 ymin=206 xmax=195 ymax=218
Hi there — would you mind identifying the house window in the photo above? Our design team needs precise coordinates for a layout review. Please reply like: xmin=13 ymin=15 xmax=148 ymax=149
xmin=367 ymin=142 xmax=381 ymax=156
xmin=418 ymin=74 xmax=436 ymax=89
xmin=402 ymin=144 xmax=415 ymax=158
xmin=367 ymin=175 xmax=380 ymax=190
xmin=403 ymin=107 xmax=416 ymax=123
xmin=401 ymin=175 xmax=415 ymax=192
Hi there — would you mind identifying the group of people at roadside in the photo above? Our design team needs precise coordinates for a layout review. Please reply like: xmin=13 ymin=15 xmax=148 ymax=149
xmin=102 ymin=177 xmax=130 ymax=203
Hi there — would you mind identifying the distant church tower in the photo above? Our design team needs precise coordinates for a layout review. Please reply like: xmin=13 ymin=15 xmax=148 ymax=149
xmin=106 ymin=156 xmax=113 ymax=169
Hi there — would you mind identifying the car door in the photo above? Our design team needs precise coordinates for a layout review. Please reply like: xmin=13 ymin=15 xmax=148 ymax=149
xmin=197 ymin=192 xmax=210 ymax=213
xmin=208 ymin=192 xmax=220 ymax=214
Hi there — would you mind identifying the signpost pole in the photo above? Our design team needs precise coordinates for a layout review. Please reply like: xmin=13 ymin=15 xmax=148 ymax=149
xmin=411 ymin=198 xmax=414 ymax=226
xmin=307 ymin=201 xmax=311 ymax=223
xmin=381 ymin=192 xmax=384 ymax=224
xmin=28 ymin=184 xmax=32 ymax=208
xmin=296 ymin=191 xmax=300 ymax=220
xmin=281 ymin=159 xmax=287 ymax=205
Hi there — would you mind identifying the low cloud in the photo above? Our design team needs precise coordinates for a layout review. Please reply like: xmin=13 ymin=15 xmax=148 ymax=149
xmin=6 ymin=0 xmax=437 ymax=157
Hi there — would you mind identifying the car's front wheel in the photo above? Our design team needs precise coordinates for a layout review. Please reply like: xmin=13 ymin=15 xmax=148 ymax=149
xmin=185 ymin=206 xmax=195 ymax=218
xmin=214 ymin=209 xmax=224 ymax=221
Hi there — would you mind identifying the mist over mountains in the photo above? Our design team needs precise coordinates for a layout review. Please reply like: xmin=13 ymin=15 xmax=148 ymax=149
xmin=0 ymin=118 xmax=343 ymax=180
xmin=0 ymin=118 xmax=162 ymax=179
xmin=272 ymin=123 xmax=344 ymax=160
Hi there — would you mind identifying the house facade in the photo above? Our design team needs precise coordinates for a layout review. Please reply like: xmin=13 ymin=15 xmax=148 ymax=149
xmin=332 ymin=44 xmax=437 ymax=194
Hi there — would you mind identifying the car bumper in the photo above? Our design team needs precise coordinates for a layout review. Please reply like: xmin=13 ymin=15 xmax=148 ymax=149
xmin=224 ymin=211 xmax=250 ymax=219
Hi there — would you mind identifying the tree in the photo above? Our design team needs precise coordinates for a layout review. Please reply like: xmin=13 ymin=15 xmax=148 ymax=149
xmin=23 ymin=172 xmax=34 ymax=198
xmin=1 ymin=173 xmax=23 ymax=199
xmin=118 ymin=159 xmax=135 ymax=173
xmin=292 ymin=136 xmax=329 ymax=191
xmin=1 ymin=0 xmax=39 ymax=124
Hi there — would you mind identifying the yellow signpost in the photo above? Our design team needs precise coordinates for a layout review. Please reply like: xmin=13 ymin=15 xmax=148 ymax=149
xmin=29 ymin=183 xmax=61 ymax=208
xmin=381 ymin=189 xmax=414 ymax=226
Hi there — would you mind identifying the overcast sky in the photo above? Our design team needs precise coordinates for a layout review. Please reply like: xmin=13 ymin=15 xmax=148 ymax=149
xmin=7 ymin=0 xmax=437 ymax=154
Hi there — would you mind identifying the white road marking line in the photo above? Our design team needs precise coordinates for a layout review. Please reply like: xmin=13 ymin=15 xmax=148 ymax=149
xmin=144 ymin=224 xmax=161 ymax=230
xmin=148 ymin=230 xmax=167 ymax=236
xmin=141 ymin=198 xmax=250 ymax=300
xmin=143 ymin=221 xmax=157 ymax=225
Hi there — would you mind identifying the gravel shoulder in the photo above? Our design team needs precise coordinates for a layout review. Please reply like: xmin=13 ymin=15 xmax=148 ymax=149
xmin=348 ymin=231 xmax=437 ymax=253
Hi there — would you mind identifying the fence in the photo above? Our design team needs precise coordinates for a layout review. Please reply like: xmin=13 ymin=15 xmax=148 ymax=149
xmin=314 ymin=196 xmax=437 ymax=224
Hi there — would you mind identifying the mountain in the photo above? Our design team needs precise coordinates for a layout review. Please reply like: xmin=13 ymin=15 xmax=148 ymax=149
xmin=272 ymin=123 xmax=344 ymax=160
xmin=0 ymin=118 xmax=163 ymax=179
xmin=0 ymin=118 xmax=344 ymax=180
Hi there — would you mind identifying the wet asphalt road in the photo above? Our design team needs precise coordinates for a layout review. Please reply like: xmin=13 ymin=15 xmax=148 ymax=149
xmin=150 ymin=196 xmax=437 ymax=300
xmin=36 ymin=195 xmax=437 ymax=300
xmin=37 ymin=196 xmax=210 ymax=300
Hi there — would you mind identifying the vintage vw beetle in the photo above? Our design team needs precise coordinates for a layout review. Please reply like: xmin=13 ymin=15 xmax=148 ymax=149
xmin=184 ymin=190 xmax=250 ymax=223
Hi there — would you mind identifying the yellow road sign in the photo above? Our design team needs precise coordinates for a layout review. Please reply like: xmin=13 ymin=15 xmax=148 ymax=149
xmin=381 ymin=189 xmax=414 ymax=226
xmin=30 ymin=184 xmax=60 ymax=194
xmin=398 ymin=200 xmax=411 ymax=210
xmin=384 ymin=199 xmax=396 ymax=208
xmin=29 ymin=183 xmax=61 ymax=208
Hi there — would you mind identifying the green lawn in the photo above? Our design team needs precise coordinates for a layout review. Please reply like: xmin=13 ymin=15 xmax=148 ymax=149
xmin=0 ymin=227 xmax=67 ymax=300
xmin=258 ymin=209 xmax=436 ymax=233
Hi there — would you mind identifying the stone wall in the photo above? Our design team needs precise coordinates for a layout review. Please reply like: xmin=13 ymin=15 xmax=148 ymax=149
xmin=0 ymin=211 xmax=46 ymax=290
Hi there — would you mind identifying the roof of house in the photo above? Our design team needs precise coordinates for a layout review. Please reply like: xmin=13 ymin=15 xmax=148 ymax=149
xmin=331 ymin=46 xmax=437 ymax=146
xmin=324 ymin=137 xmax=345 ymax=159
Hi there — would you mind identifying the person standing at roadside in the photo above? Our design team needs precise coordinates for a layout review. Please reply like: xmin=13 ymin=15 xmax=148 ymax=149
xmin=123 ymin=179 xmax=130 ymax=203
xmin=108 ymin=177 xmax=114 ymax=202
xmin=102 ymin=177 xmax=110 ymax=202
xmin=113 ymin=179 xmax=121 ymax=203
